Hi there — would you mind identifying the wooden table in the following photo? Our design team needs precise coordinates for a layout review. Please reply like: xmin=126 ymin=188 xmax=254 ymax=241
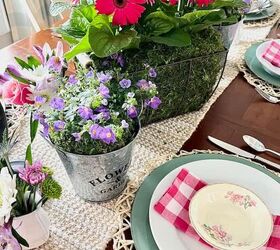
xmin=181 ymin=24 xmax=280 ymax=171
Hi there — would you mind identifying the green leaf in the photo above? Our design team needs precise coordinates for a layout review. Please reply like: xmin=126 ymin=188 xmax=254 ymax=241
xmin=27 ymin=56 xmax=40 ymax=68
xmin=180 ymin=9 xmax=224 ymax=24
xmin=15 ymin=57 xmax=33 ymax=70
xmin=25 ymin=144 xmax=32 ymax=164
xmin=64 ymin=30 xmax=91 ymax=60
xmin=5 ymin=68 xmax=31 ymax=85
xmin=49 ymin=1 xmax=71 ymax=17
xmin=12 ymin=227 xmax=29 ymax=247
xmin=88 ymin=27 xmax=139 ymax=58
xmin=149 ymin=29 xmax=191 ymax=47
xmin=209 ymin=0 xmax=246 ymax=8
xmin=30 ymin=116 xmax=39 ymax=143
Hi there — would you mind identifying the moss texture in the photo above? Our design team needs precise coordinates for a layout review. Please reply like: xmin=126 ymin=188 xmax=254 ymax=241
xmin=92 ymin=27 xmax=227 ymax=125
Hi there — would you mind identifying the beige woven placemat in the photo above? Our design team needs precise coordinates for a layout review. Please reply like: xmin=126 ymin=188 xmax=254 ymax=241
xmin=7 ymin=3 xmax=280 ymax=248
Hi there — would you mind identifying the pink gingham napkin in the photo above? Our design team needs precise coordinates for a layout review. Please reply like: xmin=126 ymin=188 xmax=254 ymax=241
xmin=262 ymin=41 xmax=280 ymax=68
xmin=154 ymin=169 xmax=280 ymax=249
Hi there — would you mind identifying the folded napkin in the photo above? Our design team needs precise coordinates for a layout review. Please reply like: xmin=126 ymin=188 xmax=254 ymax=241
xmin=262 ymin=41 xmax=280 ymax=68
xmin=154 ymin=169 xmax=280 ymax=250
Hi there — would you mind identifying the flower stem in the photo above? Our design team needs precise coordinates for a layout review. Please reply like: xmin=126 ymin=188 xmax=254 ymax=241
xmin=4 ymin=155 xmax=14 ymax=176
xmin=31 ymin=186 xmax=37 ymax=212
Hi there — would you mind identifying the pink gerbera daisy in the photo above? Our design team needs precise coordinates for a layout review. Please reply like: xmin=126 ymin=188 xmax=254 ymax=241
xmin=96 ymin=0 xmax=146 ymax=26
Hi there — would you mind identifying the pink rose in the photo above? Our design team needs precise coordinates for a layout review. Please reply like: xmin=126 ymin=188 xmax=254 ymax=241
xmin=1 ymin=79 xmax=34 ymax=105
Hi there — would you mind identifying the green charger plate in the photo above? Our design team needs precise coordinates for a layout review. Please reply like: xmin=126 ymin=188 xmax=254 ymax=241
xmin=244 ymin=5 xmax=276 ymax=21
xmin=131 ymin=154 xmax=280 ymax=250
xmin=245 ymin=43 xmax=280 ymax=87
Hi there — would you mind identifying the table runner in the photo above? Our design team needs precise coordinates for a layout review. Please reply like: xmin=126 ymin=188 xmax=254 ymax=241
xmin=8 ymin=2 xmax=280 ymax=248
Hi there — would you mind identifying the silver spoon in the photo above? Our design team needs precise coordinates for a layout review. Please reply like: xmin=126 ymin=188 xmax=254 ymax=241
xmin=243 ymin=135 xmax=280 ymax=157
xmin=255 ymin=87 xmax=280 ymax=104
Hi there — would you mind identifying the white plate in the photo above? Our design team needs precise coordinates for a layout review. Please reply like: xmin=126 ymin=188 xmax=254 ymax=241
xmin=149 ymin=159 xmax=280 ymax=250
xmin=256 ymin=40 xmax=280 ymax=77
xmin=189 ymin=184 xmax=273 ymax=250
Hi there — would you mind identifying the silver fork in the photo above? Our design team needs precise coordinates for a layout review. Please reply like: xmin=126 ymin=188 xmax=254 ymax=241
xmin=255 ymin=87 xmax=280 ymax=104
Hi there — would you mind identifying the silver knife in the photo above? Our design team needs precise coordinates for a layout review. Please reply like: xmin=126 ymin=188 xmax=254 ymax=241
xmin=208 ymin=136 xmax=280 ymax=170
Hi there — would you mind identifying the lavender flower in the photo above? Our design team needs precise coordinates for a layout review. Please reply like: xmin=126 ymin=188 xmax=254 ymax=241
xmin=121 ymin=120 xmax=129 ymax=129
xmin=99 ymin=127 xmax=116 ymax=144
xmin=96 ymin=72 xmax=112 ymax=83
xmin=119 ymin=79 xmax=131 ymax=89
xmin=147 ymin=96 xmax=161 ymax=109
xmin=68 ymin=74 xmax=78 ymax=84
xmin=50 ymin=97 xmax=65 ymax=111
xmin=86 ymin=70 xmax=94 ymax=78
xmin=19 ymin=160 xmax=47 ymax=185
xmin=53 ymin=120 xmax=65 ymax=131
xmin=34 ymin=95 xmax=47 ymax=105
xmin=95 ymin=106 xmax=110 ymax=120
xmin=78 ymin=106 xmax=93 ymax=120
xmin=137 ymin=79 xmax=150 ymax=90
xmin=42 ymin=122 xmax=50 ymax=137
xmin=98 ymin=84 xmax=110 ymax=98
xmin=72 ymin=132 xmax=82 ymax=142
xmin=47 ymin=56 xmax=63 ymax=72
xmin=0 ymin=224 xmax=21 ymax=250
xmin=127 ymin=106 xmax=138 ymax=118
xmin=149 ymin=68 xmax=157 ymax=78
xmin=89 ymin=124 xmax=102 ymax=139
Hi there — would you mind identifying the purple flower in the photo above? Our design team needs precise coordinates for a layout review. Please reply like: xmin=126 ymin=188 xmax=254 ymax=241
xmin=0 ymin=72 xmax=11 ymax=84
xmin=147 ymin=96 xmax=161 ymax=109
xmin=89 ymin=124 xmax=102 ymax=139
xmin=127 ymin=106 xmax=138 ymax=119
xmin=96 ymin=72 xmax=112 ymax=84
xmin=117 ymin=54 xmax=125 ymax=67
xmin=86 ymin=70 xmax=94 ymax=78
xmin=95 ymin=106 xmax=110 ymax=120
xmin=149 ymin=68 xmax=157 ymax=78
xmin=0 ymin=224 xmax=21 ymax=250
xmin=78 ymin=106 xmax=93 ymax=120
xmin=121 ymin=120 xmax=129 ymax=129
xmin=47 ymin=56 xmax=63 ymax=72
xmin=50 ymin=97 xmax=65 ymax=111
xmin=19 ymin=160 xmax=47 ymax=185
xmin=68 ymin=74 xmax=78 ymax=84
xmin=34 ymin=95 xmax=47 ymax=104
xmin=99 ymin=127 xmax=116 ymax=144
xmin=98 ymin=84 xmax=110 ymax=98
xmin=119 ymin=79 xmax=131 ymax=89
xmin=72 ymin=132 xmax=82 ymax=142
xmin=137 ymin=79 xmax=150 ymax=90
xmin=42 ymin=122 xmax=50 ymax=137
xmin=53 ymin=120 xmax=65 ymax=131
xmin=6 ymin=65 xmax=21 ymax=77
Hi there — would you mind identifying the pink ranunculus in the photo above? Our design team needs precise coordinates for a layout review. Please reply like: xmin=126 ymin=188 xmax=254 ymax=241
xmin=1 ymin=79 xmax=34 ymax=105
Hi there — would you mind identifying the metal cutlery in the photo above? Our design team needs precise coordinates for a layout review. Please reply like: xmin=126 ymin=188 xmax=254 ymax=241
xmin=243 ymin=135 xmax=280 ymax=157
xmin=255 ymin=87 xmax=280 ymax=104
xmin=208 ymin=136 xmax=280 ymax=170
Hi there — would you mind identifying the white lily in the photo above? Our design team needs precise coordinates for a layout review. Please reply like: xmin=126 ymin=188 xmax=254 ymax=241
xmin=0 ymin=167 xmax=17 ymax=226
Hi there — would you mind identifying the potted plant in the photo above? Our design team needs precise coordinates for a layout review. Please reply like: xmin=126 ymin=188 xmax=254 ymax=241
xmin=49 ymin=0 xmax=246 ymax=124
xmin=2 ymin=41 xmax=160 ymax=201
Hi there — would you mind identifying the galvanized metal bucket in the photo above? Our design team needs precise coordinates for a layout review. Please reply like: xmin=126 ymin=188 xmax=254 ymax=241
xmin=45 ymin=132 xmax=138 ymax=202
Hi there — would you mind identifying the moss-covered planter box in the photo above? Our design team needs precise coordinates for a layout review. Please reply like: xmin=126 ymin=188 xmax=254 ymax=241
xmin=92 ymin=28 xmax=228 ymax=125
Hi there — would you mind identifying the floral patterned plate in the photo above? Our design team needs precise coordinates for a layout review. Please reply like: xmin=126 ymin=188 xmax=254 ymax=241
xmin=189 ymin=183 xmax=273 ymax=250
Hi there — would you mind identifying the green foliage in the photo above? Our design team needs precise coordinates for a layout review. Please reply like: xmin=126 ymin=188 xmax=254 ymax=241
xmin=12 ymin=227 xmax=29 ymax=247
xmin=41 ymin=177 xmax=62 ymax=199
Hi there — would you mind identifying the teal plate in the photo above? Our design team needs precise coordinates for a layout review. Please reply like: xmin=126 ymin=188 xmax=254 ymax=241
xmin=244 ymin=5 xmax=276 ymax=21
xmin=131 ymin=154 xmax=280 ymax=250
xmin=245 ymin=43 xmax=280 ymax=87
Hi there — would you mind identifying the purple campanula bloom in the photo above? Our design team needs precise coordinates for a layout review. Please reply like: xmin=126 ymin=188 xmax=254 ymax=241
xmin=35 ymin=95 xmax=47 ymax=105
xmin=119 ymin=79 xmax=131 ymax=89
xmin=86 ymin=70 xmax=94 ymax=78
xmin=68 ymin=74 xmax=78 ymax=84
xmin=89 ymin=124 xmax=102 ymax=139
xmin=98 ymin=84 xmax=110 ymax=98
xmin=53 ymin=120 xmax=65 ymax=131
xmin=78 ymin=106 xmax=93 ymax=120
xmin=137 ymin=79 xmax=150 ymax=90
xmin=50 ymin=97 xmax=65 ymax=111
xmin=72 ymin=132 xmax=82 ymax=142
xmin=147 ymin=96 xmax=161 ymax=109
xmin=121 ymin=120 xmax=129 ymax=129
xmin=149 ymin=68 xmax=157 ymax=78
xmin=0 ymin=224 xmax=21 ymax=250
xmin=96 ymin=72 xmax=112 ymax=84
xmin=95 ymin=106 xmax=110 ymax=120
xmin=127 ymin=106 xmax=138 ymax=119
xmin=42 ymin=122 xmax=50 ymax=137
xmin=99 ymin=127 xmax=116 ymax=144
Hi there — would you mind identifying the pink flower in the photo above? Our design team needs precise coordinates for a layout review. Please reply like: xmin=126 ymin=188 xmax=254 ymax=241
xmin=212 ymin=225 xmax=227 ymax=239
xmin=72 ymin=0 xmax=80 ymax=4
xmin=0 ymin=223 xmax=21 ymax=250
xmin=96 ymin=0 xmax=146 ymax=26
xmin=1 ymin=79 xmax=34 ymax=105
xmin=196 ymin=0 xmax=213 ymax=7
xmin=19 ymin=161 xmax=47 ymax=185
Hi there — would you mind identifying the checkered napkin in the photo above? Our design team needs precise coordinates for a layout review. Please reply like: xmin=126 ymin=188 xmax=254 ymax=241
xmin=262 ymin=41 xmax=280 ymax=68
xmin=154 ymin=169 xmax=280 ymax=249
